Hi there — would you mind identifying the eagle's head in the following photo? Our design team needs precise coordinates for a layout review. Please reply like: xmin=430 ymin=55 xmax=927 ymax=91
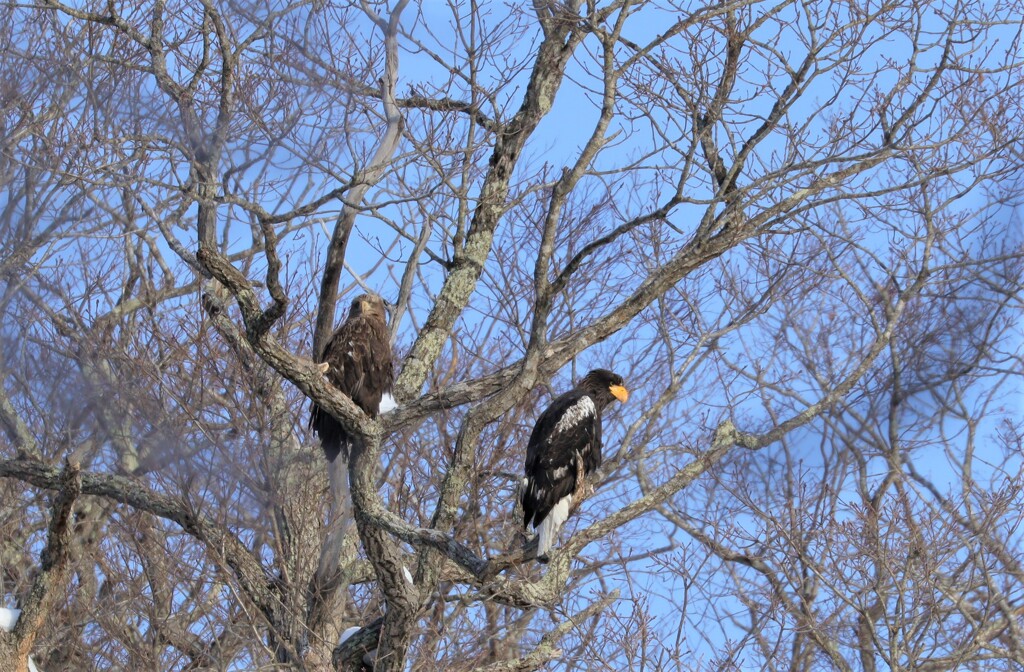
xmin=580 ymin=368 xmax=628 ymax=406
xmin=349 ymin=293 xmax=389 ymax=323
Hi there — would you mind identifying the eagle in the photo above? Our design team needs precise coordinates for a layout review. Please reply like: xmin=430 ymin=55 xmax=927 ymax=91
xmin=521 ymin=368 xmax=628 ymax=561
xmin=310 ymin=293 xmax=395 ymax=462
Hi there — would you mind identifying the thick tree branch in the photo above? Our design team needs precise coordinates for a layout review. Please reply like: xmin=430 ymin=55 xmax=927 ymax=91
xmin=393 ymin=0 xmax=586 ymax=402
xmin=7 ymin=460 xmax=81 ymax=671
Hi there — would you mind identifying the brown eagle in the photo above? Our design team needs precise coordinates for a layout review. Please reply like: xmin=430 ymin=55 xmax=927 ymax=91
xmin=522 ymin=368 xmax=628 ymax=561
xmin=310 ymin=294 xmax=395 ymax=462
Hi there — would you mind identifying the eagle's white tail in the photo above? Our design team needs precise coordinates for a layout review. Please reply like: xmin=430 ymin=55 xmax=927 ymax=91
xmin=379 ymin=392 xmax=398 ymax=413
xmin=537 ymin=495 xmax=572 ymax=558
xmin=0 ymin=607 xmax=19 ymax=631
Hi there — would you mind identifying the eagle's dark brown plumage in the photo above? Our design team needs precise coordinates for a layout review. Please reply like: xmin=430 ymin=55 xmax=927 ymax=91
xmin=522 ymin=368 xmax=628 ymax=561
xmin=310 ymin=294 xmax=394 ymax=462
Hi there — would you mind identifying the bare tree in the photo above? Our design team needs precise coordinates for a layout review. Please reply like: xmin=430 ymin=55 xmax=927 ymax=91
xmin=1 ymin=0 xmax=1022 ymax=670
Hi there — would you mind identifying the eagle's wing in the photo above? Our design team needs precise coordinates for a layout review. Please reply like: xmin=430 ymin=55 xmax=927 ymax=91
xmin=522 ymin=390 xmax=599 ymax=529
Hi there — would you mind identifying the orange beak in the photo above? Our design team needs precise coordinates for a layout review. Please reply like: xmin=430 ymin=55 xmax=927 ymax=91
xmin=609 ymin=384 xmax=628 ymax=403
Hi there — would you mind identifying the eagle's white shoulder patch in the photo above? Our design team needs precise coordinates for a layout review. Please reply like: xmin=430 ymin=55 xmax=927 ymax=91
xmin=554 ymin=396 xmax=595 ymax=434
xmin=339 ymin=626 xmax=361 ymax=645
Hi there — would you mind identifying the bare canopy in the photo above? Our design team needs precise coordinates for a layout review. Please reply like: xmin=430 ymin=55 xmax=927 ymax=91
xmin=0 ymin=0 xmax=1022 ymax=670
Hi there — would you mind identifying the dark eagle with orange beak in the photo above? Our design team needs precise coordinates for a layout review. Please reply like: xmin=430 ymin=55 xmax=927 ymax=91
xmin=310 ymin=294 xmax=395 ymax=462
xmin=522 ymin=369 xmax=628 ymax=561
